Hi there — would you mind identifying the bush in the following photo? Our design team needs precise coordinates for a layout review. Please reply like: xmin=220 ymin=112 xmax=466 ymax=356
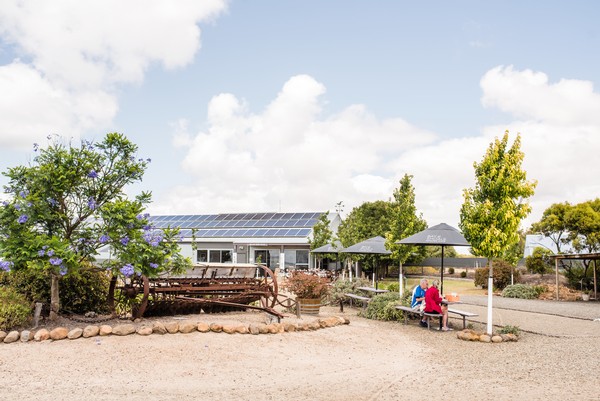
xmin=0 ymin=285 xmax=32 ymax=330
xmin=502 ymin=284 xmax=546 ymax=299
xmin=6 ymin=265 xmax=111 ymax=315
xmin=499 ymin=325 xmax=520 ymax=336
xmin=285 ymin=271 xmax=330 ymax=299
xmin=330 ymin=277 xmax=371 ymax=304
xmin=361 ymin=292 xmax=402 ymax=321
xmin=525 ymin=247 xmax=553 ymax=276
xmin=448 ymin=267 xmax=455 ymax=275
xmin=382 ymin=282 xmax=399 ymax=292
xmin=474 ymin=260 xmax=520 ymax=290
xmin=460 ymin=271 xmax=467 ymax=278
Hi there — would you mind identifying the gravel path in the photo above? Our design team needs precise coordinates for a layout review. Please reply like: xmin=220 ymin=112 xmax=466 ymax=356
xmin=1 ymin=302 xmax=599 ymax=400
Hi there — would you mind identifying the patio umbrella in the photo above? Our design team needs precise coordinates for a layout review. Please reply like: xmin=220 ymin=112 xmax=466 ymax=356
xmin=397 ymin=223 xmax=470 ymax=295
xmin=311 ymin=241 xmax=342 ymax=270
xmin=341 ymin=236 xmax=391 ymax=288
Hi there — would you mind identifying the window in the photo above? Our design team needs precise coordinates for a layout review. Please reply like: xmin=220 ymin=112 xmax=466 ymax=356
xmin=197 ymin=249 xmax=232 ymax=263
xmin=296 ymin=250 xmax=309 ymax=269
xmin=284 ymin=249 xmax=309 ymax=270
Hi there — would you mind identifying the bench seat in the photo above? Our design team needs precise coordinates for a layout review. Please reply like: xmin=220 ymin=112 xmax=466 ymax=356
xmin=344 ymin=293 xmax=371 ymax=310
xmin=447 ymin=308 xmax=479 ymax=329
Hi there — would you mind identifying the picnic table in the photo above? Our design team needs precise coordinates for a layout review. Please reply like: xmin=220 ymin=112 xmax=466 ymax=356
xmin=342 ymin=287 xmax=389 ymax=311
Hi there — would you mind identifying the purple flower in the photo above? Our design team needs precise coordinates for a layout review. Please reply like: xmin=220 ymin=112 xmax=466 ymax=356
xmin=88 ymin=197 xmax=97 ymax=210
xmin=149 ymin=263 xmax=158 ymax=269
xmin=14 ymin=204 xmax=21 ymax=211
xmin=120 ymin=263 xmax=135 ymax=277
xmin=2 ymin=201 xmax=8 ymax=206
xmin=19 ymin=190 xmax=28 ymax=198
xmin=47 ymin=249 xmax=55 ymax=257
xmin=47 ymin=198 xmax=58 ymax=207
xmin=146 ymin=158 xmax=151 ymax=163
xmin=38 ymin=250 xmax=45 ymax=257
xmin=49 ymin=257 xmax=63 ymax=266
xmin=33 ymin=143 xmax=39 ymax=152
xmin=17 ymin=214 xmax=28 ymax=224
xmin=0 ymin=261 xmax=13 ymax=272
xmin=99 ymin=234 xmax=110 ymax=243
xmin=120 ymin=236 xmax=130 ymax=246
xmin=59 ymin=266 xmax=68 ymax=276
xmin=87 ymin=170 xmax=98 ymax=178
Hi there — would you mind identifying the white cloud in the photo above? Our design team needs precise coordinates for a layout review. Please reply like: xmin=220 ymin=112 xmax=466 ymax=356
xmin=158 ymin=67 xmax=600 ymax=234
xmin=159 ymin=74 xmax=437 ymax=215
xmin=0 ymin=0 xmax=227 ymax=148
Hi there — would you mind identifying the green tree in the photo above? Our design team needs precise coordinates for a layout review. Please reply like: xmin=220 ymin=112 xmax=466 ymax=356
xmin=337 ymin=200 xmax=391 ymax=248
xmin=385 ymin=174 xmax=428 ymax=265
xmin=309 ymin=213 xmax=333 ymax=250
xmin=531 ymin=202 xmax=571 ymax=253
xmin=0 ymin=133 xmax=189 ymax=318
xmin=425 ymin=246 xmax=457 ymax=258
xmin=525 ymin=247 xmax=554 ymax=276
xmin=459 ymin=130 xmax=536 ymax=334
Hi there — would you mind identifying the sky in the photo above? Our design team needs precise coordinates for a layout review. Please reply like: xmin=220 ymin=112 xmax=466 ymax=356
xmin=1 ymin=0 xmax=599 ymax=231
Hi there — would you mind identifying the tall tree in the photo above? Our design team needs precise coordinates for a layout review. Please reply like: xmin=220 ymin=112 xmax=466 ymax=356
xmin=0 ymin=133 xmax=189 ymax=318
xmin=530 ymin=202 xmax=571 ymax=253
xmin=460 ymin=131 xmax=536 ymax=334
xmin=309 ymin=213 xmax=333 ymax=250
xmin=337 ymin=200 xmax=390 ymax=248
xmin=385 ymin=174 xmax=427 ymax=264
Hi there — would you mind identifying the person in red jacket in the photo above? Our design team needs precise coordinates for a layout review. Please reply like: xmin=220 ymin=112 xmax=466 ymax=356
xmin=424 ymin=279 xmax=452 ymax=331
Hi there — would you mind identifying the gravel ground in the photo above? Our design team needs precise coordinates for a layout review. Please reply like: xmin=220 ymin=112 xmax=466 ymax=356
xmin=1 ymin=299 xmax=599 ymax=401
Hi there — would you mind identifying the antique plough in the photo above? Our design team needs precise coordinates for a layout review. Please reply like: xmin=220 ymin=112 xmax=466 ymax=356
xmin=107 ymin=263 xmax=283 ymax=320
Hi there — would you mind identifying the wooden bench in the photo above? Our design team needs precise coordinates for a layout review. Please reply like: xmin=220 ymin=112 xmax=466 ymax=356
xmin=395 ymin=305 xmax=442 ymax=330
xmin=448 ymin=308 xmax=478 ymax=329
xmin=344 ymin=293 xmax=371 ymax=311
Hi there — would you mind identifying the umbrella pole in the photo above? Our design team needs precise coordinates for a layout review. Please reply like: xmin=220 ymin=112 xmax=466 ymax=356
xmin=441 ymin=246 xmax=445 ymax=295
xmin=399 ymin=260 xmax=403 ymax=297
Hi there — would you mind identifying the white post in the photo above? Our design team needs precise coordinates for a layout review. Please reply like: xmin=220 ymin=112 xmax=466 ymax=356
xmin=486 ymin=260 xmax=494 ymax=335
xmin=399 ymin=261 xmax=404 ymax=297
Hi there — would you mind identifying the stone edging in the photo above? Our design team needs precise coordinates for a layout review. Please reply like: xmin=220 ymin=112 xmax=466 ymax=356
xmin=456 ymin=329 xmax=519 ymax=343
xmin=0 ymin=316 xmax=350 ymax=344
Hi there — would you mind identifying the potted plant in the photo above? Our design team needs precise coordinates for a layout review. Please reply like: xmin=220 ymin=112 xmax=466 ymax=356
xmin=285 ymin=270 xmax=330 ymax=315
xmin=582 ymin=290 xmax=591 ymax=302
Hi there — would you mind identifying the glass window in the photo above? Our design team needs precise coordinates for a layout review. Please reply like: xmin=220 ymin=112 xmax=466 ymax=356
xmin=197 ymin=250 xmax=208 ymax=262
xmin=222 ymin=250 xmax=232 ymax=263
xmin=209 ymin=250 xmax=221 ymax=263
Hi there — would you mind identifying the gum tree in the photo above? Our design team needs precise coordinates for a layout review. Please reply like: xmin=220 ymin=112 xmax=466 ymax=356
xmin=460 ymin=131 xmax=536 ymax=334
xmin=0 ymin=133 xmax=189 ymax=318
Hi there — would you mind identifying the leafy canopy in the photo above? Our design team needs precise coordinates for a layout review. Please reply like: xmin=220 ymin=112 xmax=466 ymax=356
xmin=460 ymin=131 xmax=536 ymax=259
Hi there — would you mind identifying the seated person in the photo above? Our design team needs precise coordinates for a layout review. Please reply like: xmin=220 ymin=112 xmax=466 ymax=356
xmin=424 ymin=279 xmax=452 ymax=331
xmin=410 ymin=278 xmax=428 ymax=327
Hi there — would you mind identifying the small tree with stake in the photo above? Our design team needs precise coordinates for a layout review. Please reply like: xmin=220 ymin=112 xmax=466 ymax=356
xmin=460 ymin=131 xmax=536 ymax=335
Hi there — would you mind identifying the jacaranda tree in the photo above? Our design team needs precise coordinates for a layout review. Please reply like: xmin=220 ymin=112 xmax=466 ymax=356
xmin=0 ymin=133 xmax=190 ymax=318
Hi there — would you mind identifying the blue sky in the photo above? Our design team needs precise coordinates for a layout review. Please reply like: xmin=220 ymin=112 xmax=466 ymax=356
xmin=1 ymin=1 xmax=599 ymax=229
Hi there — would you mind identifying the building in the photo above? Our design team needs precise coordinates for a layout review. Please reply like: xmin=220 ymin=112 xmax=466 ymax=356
xmin=147 ymin=211 xmax=341 ymax=271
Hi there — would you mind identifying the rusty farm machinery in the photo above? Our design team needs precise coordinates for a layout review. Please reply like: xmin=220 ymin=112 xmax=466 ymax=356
xmin=107 ymin=263 xmax=291 ymax=320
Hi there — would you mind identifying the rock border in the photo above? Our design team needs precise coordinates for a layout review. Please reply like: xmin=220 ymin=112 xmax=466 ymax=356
xmin=456 ymin=329 xmax=519 ymax=343
xmin=0 ymin=316 xmax=350 ymax=344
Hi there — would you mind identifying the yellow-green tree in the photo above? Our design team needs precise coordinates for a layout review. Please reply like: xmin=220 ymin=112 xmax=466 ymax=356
xmin=460 ymin=130 xmax=536 ymax=334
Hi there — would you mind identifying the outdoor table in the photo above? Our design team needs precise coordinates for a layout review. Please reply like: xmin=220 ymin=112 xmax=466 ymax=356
xmin=357 ymin=286 xmax=389 ymax=295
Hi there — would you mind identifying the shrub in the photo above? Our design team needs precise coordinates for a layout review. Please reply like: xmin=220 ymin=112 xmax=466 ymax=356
xmin=498 ymin=325 xmax=520 ymax=336
xmin=474 ymin=260 xmax=520 ymax=290
xmin=525 ymin=247 xmax=553 ymax=276
xmin=330 ymin=277 xmax=370 ymax=304
xmin=285 ymin=271 xmax=330 ymax=299
xmin=6 ymin=265 xmax=111 ymax=315
xmin=460 ymin=271 xmax=467 ymax=278
xmin=502 ymin=284 xmax=546 ymax=299
xmin=448 ymin=267 xmax=455 ymax=275
xmin=0 ymin=286 xmax=32 ymax=330
xmin=361 ymin=292 xmax=402 ymax=321
xmin=382 ymin=282 xmax=399 ymax=293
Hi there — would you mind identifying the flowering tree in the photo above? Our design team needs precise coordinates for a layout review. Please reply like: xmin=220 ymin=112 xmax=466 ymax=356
xmin=0 ymin=133 xmax=189 ymax=318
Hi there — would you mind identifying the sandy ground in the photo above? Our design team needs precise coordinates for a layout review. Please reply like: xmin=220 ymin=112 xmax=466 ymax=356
xmin=1 ymin=305 xmax=599 ymax=401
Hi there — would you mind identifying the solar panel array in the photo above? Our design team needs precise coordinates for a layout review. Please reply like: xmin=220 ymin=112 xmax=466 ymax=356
xmin=150 ymin=212 xmax=322 ymax=239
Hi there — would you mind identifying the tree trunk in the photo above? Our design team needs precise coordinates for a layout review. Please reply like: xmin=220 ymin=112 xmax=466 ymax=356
xmin=50 ymin=273 xmax=60 ymax=320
